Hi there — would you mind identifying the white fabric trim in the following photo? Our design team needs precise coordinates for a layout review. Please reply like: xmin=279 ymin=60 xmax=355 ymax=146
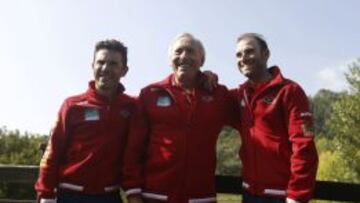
xmin=59 ymin=182 xmax=84 ymax=191
xmin=104 ymin=185 xmax=120 ymax=192
xmin=189 ymin=196 xmax=217 ymax=203
xmin=263 ymin=188 xmax=286 ymax=196
xmin=125 ymin=188 xmax=142 ymax=195
xmin=40 ymin=199 xmax=56 ymax=203
xmin=142 ymin=192 xmax=168 ymax=201
xmin=242 ymin=181 xmax=250 ymax=189
xmin=286 ymin=198 xmax=301 ymax=203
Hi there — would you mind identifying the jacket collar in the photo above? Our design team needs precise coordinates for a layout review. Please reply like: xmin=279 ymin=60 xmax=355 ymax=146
xmin=152 ymin=72 xmax=208 ymax=92
xmin=240 ymin=66 xmax=285 ymax=90
xmin=86 ymin=81 xmax=127 ymax=104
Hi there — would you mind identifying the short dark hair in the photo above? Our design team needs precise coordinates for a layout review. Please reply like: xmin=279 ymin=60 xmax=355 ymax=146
xmin=94 ymin=39 xmax=128 ymax=66
xmin=237 ymin=33 xmax=269 ymax=52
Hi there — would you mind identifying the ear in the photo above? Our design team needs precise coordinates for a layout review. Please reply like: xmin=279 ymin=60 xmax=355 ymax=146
xmin=91 ymin=62 xmax=95 ymax=70
xmin=121 ymin=66 xmax=129 ymax=77
xmin=263 ymin=49 xmax=270 ymax=61
xmin=200 ymin=57 xmax=205 ymax=67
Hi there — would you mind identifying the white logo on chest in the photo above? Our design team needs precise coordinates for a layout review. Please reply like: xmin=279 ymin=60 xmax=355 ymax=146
xmin=84 ymin=108 xmax=100 ymax=121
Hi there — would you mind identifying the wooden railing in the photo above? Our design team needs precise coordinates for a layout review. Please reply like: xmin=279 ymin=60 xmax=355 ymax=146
xmin=1 ymin=165 xmax=360 ymax=202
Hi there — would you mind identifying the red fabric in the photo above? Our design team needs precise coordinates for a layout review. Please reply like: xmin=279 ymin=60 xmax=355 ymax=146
xmin=123 ymin=73 xmax=238 ymax=203
xmin=233 ymin=66 xmax=318 ymax=202
xmin=35 ymin=81 xmax=136 ymax=199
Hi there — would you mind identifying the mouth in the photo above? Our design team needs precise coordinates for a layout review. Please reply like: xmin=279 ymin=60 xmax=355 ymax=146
xmin=177 ymin=61 xmax=193 ymax=69
xmin=98 ymin=74 xmax=114 ymax=82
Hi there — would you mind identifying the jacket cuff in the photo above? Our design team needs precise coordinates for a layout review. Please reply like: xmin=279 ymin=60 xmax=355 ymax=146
xmin=125 ymin=188 xmax=142 ymax=196
xmin=40 ymin=198 xmax=57 ymax=203
xmin=37 ymin=191 xmax=56 ymax=202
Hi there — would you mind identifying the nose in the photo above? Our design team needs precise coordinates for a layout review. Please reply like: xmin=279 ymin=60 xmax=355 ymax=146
xmin=100 ymin=62 xmax=110 ymax=72
xmin=179 ymin=51 xmax=188 ymax=59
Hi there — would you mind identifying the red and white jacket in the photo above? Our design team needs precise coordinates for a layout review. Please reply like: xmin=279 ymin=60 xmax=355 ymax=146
xmin=123 ymin=73 xmax=238 ymax=203
xmin=233 ymin=66 xmax=318 ymax=202
xmin=35 ymin=81 xmax=136 ymax=200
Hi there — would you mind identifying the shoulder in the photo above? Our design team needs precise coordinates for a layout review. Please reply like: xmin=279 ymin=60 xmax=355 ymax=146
xmin=120 ymin=93 xmax=137 ymax=105
xmin=140 ymin=81 xmax=168 ymax=96
xmin=281 ymin=78 xmax=307 ymax=96
xmin=215 ymin=83 xmax=229 ymax=92
xmin=62 ymin=92 xmax=88 ymax=107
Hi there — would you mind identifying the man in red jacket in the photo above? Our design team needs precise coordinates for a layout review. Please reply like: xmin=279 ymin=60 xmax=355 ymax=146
xmin=35 ymin=39 xmax=136 ymax=203
xmin=122 ymin=33 xmax=238 ymax=203
xmin=233 ymin=33 xmax=318 ymax=203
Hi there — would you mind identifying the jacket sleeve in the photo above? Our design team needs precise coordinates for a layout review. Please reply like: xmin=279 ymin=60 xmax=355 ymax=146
xmin=225 ymin=88 xmax=241 ymax=129
xmin=283 ymin=84 xmax=318 ymax=202
xmin=34 ymin=100 xmax=70 ymax=200
xmin=122 ymin=90 xmax=150 ymax=196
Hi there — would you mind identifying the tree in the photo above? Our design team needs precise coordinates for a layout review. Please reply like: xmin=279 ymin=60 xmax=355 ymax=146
xmin=216 ymin=127 xmax=241 ymax=176
xmin=310 ymin=89 xmax=345 ymax=137
xmin=324 ymin=59 xmax=360 ymax=183
xmin=0 ymin=126 xmax=47 ymax=199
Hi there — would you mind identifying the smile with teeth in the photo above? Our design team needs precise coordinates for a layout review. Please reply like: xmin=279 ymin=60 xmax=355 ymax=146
xmin=178 ymin=61 xmax=192 ymax=68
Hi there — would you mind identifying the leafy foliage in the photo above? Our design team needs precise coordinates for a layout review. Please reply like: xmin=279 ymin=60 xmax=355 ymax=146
xmin=216 ymin=127 xmax=241 ymax=176
xmin=0 ymin=127 xmax=46 ymax=165
xmin=0 ymin=126 xmax=47 ymax=199
xmin=324 ymin=60 xmax=360 ymax=184
xmin=310 ymin=89 xmax=345 ymax=137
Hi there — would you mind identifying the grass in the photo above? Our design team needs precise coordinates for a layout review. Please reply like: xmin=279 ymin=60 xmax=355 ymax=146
xmin=217 ymin=193 xmax=242 ymax=203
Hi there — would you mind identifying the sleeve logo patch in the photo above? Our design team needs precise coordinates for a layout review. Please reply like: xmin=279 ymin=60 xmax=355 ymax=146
xmin=300 ymin=112 xmax=313 ymax=117
xmin=302 ymin=123 xmax=315 ymax=137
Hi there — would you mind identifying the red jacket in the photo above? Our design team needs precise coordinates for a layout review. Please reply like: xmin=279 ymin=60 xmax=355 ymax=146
xmin=35 ymin=81 xmax=136 ymax=199
xmin=233 ymin=66 xmax=318 ymax=202
xmin=123 ymin=74 xmax=238 ymax=203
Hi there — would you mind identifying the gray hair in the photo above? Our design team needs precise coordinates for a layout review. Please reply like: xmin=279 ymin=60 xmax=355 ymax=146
xmin=168 ymin=33 xmax=206 ymax=65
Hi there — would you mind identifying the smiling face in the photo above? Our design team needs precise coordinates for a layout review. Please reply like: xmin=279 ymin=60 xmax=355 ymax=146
xmin=170 ymin=36 xmax=204 ymax=86
xmin=236 ymin=37 xmax=269 ymax=81
xmin=92 ymin=49 xmax=128 ymax=96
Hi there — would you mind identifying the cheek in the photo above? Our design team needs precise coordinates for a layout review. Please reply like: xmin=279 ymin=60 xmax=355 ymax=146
xmin=236 ymin=59 xmax=242 ymax=65
xmin=92 ymin=67 xmax=99 ymax=77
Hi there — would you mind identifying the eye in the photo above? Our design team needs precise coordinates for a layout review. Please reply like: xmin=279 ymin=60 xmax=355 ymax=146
xmin=108 ymin=61 xmax=118 ymax=66
xmin=185 ymin=47 xmax=194 ymax=54
xmin=236 ymin=52 xmax=242 ymax=58
xmin=174 ymin=48 xmax=182 ymax=55
xmin=245 ymin=48 xmax=255 ymax=55
xmin=96 ymin=60 xmax=105 ymax=65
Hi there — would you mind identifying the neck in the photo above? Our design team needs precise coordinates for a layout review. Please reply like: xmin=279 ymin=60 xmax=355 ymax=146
xmin=174 ymin=76 xmax=196 ymax=91
xmin=249 ymin=69 xmax=272 ymax=84
xmin=95 ymin=87 xmax=117 ymax=101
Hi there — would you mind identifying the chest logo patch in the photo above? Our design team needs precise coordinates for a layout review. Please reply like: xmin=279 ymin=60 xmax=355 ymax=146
xmin=120 ymin=109 xmax=131 ymax=118
xmin=201 ymin=95 xmax=214 ymax=102
xmin=84 ymin=108 xmax=100 ymax=121
xmin=263 ymin=97 xmax=274 ymax=105
xmin=157 ymin=96 xmax=171 ymax=107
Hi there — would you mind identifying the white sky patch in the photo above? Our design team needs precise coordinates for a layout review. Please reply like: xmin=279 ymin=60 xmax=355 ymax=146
xmin=316 ymin=67 xmax=347 ymax=92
